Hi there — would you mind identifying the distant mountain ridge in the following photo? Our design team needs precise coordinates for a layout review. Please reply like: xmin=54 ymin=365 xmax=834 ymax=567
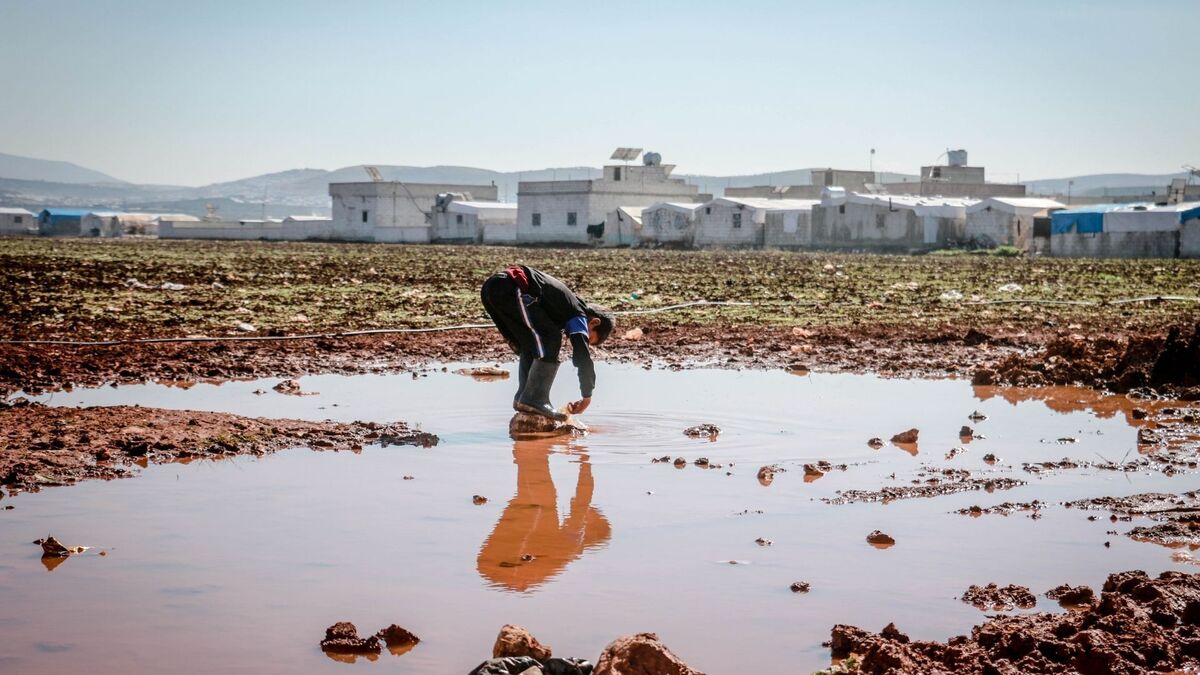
xmin=1025 ymin=173 xmax=1195 ymax=198
xmin=0 ymin=151 xmax=1193 ymax=220
xmin=0 ymin=152 xmax=126 ymax=185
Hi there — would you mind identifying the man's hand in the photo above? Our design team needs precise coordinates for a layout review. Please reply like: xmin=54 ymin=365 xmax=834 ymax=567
xmin=567 ymin=397 xmax=591 ymax=415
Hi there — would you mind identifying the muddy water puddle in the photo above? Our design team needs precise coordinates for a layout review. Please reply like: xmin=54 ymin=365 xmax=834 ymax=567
xmin=2 ymin=366 xmax=1196 ymax=673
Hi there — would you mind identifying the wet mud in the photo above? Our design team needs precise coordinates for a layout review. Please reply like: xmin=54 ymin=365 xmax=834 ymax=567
xmin=1045 ymin=584 xmax=1097 ymax=607
xmin=955 ymin=500 xmax=1046 ymax=517
xmin=824 ymin=474 xmax=1025 ymax=505
xmin=827 ymin=570 xmax=1200 ymax=674
xmin=0 ymin=400 xmax=436 ymax=494
xmin=977 ymin=323 xmax=1200 ymax=399
xmin=959 ymin=583 xmax=1037 ymax=611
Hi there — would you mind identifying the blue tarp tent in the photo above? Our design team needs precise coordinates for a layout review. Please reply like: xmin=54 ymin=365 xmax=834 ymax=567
xmin=38 ymin=208 xmax=90 ymax=236
xmin=1050 ymin=204 xmax=1127 ymax=235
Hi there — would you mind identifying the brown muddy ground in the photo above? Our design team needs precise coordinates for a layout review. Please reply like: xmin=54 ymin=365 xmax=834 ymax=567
xmin=827 ymin=570 xmax=1200 ymax=674
xmin=0 ymin=400 xmax=437 ymax=495
xmin=2 ymin=238 xmax=1199 ymax=397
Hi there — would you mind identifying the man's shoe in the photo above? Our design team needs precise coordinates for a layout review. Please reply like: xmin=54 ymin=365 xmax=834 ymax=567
xmin=516 ymin=360 xmax=566 ymax=421
xmin=515 ymin=400 xmax=568 ymax=421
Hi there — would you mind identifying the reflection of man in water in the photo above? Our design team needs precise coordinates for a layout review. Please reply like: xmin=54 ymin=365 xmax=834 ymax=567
xmin=477 ymin=437 xmax=612 ymax=592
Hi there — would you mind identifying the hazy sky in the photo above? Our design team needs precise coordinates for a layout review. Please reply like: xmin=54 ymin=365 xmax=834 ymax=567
xmin=1 ymin=0 xmax=1196 ymax=186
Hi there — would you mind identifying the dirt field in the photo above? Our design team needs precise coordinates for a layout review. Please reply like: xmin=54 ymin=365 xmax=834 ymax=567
xmin=4 ymin=238 xmax=1200 ymax=674
xmin=2 ymin=238 xmax=1198 ymax=396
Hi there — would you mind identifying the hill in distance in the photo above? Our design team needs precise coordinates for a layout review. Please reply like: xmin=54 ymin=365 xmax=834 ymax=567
xmin=0 ymin=152 xmax=1193 ymax=219
xmin=0 ymin=152 xmax=126 ymax=185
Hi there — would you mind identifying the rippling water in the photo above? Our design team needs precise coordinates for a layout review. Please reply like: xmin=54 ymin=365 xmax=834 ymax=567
xmin=0 ymin=365 xmax=1192 ymax=673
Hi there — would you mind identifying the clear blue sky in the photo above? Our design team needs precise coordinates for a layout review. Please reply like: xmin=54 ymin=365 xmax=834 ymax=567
xmin=1 ymin=0 xmax=1196 ymax=186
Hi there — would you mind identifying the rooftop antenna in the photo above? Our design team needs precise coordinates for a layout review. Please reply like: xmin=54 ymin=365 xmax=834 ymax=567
xmin=1185 ymin=165 xmax=1200 ymax=184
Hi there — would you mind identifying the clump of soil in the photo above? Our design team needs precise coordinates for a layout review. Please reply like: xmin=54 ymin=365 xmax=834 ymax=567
xmin=890 ymin=428 xmax=919 ymax=444
xmin=956 ymin=501 xmax=1045 ymax=517
xmin=790 ymin=581 xmax=811 ymax=593
xmin=35 ymin=535 xmax=89 ymax=557
xmin=454 ymin=366 xmax=510 ymax=380
xmin=493 ymin=624 xmax=552 ymax=661
xmin=825 ymin=476 xmax=1024 ymax=505
xmin=0 ymin=402 xmax=437 ymax=495
xmin=1045 ymin=584 xmax=1096 ymax=607
xmin=683 ymin=424 xmax=720 ymax=439
xmin=320 ymin=622 xmax=381 ymax=655
xmin=473 ymin=495 xmax=488 ymax=505
xmin=375 ymin=624 xmax=420 ymax=649
xmin=828 ymin=570 xmax=1200 ymax=674
xmin=508 ymin=412 xmax=586 ymax=439
xmin=1066 ymin=491 xmax=1200 ymax=520
xmin=757 ymin=464 xmax=784 ymax=486
xmin=960 ymin=583 xmax=1037 ymax=611
xmin=866 ymin=530 xmax=896 ymax=548
xmin=1127 ymin=521 xmax=1200 ymax=548
xmin=978 ymin=323 xmax=1200 ymax=397
xmin=271 ymin=378 xmax=314 ymax=395
xmin=595 ymin=632 xmax=704 ymax=675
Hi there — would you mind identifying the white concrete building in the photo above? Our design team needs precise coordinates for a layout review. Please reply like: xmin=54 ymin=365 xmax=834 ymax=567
xmin=0 ymin=207 xmax=36 ymax=235
xmin=965 ymin=197 xmax=1064 ymax=251
xmin=159 ymin=219 xmax=283 ymax=240
xmin=517 ymin=156 xmax=703 ymax=246
xmin=811 ymin=192 xmax=977 ymax=250
xmin=637 ymin=202 xmax=703 ymax=246
xmin=280 ymin=215 xmax=337 ymax=241
xmin=329 ymin=182 xmax=499 ymax=243
xmin=693 ymin=197 xmax=818 ymax=248
xmin=428 ymin=195 xmax=518 ymax=244
xmin=82 ymin=212 xmax=195 ymax=237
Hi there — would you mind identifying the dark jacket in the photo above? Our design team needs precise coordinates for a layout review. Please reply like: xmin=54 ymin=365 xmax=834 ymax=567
xmin=517 ymin=266 xmax=596 ymax=398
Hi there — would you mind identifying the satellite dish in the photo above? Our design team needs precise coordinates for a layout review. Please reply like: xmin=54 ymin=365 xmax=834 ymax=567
xmin=643 ymin=152 xmax=662 ymax=166
xmin=363 ymin=166 xmax=384 ymax=182
xmin=610 ymin=147 xmax=643 ymax=161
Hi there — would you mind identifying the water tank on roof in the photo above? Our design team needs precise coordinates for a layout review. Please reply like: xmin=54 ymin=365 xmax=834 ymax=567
xmin=947 ymin=149 xmax=968 ymax=167
xmin=643 ymin=152 xmax=662 ymax=166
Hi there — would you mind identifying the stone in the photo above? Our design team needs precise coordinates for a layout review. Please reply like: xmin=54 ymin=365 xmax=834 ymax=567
xmin=509 ymin=413 xmax=586 ymax=439
xmin=493 ymin=624 xmax=552 ymax=662
xmin=594 ymin=632 xmax=704 ymax=675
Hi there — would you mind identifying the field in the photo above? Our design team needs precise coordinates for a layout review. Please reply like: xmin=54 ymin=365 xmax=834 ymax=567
xmin=3 ymin=238 xmax=1200 ymax=673
xmin=2 ymin=238 xmax=1197 ymax=340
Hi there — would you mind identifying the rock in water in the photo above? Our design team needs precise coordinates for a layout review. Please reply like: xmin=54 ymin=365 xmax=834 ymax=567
xmin=492 ymin=624 xmax=552 ymax=661
xmin=509 ymin=412 xmax=587 ymax=439
xmin=320 ymin=622 xmax=381 ymax=654
xmin=594 ymin=632 xmax=704 ymax=675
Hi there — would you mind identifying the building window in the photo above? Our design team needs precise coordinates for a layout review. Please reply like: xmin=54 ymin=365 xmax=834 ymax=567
xmin=613 ymin=167 xmax=621 ymax=181
xmin=362 ymin=210 xmax=369 ymax=223
xmin=705 ymin=207 xmax=711 ymax=215
xmin=532 ymin=213 xmax=541 ymax=227
xmin=13 ymin=216 xmax=22 ymax=223
xmin=567 ymin=212 xmax=577 ymax=226
xmin=732 ymin=213 xmax=742 ymax=229
xmin=838 ymin=204 xmax=845 ymax=214
xmin=456 ymin=214 xmax=463 ymax=225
